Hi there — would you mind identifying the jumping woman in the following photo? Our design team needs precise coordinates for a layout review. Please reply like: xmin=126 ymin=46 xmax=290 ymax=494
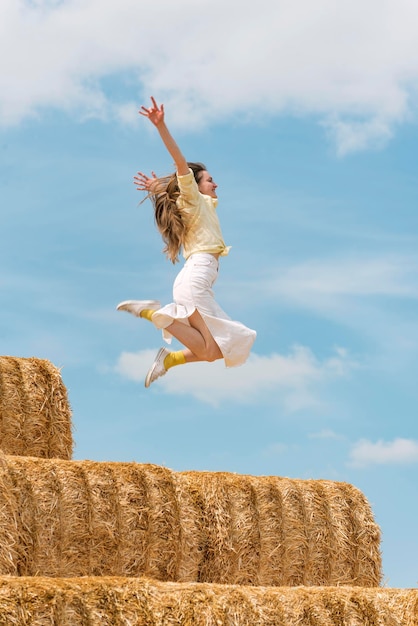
xmin=117 ymin=97 xmax=256 ymax=387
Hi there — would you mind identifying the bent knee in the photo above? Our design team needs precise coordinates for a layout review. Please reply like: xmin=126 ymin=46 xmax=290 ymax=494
xmin=205 ymin=345 xmax=223 ymax=362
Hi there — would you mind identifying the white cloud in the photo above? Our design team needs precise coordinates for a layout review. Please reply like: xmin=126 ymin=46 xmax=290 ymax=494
xmin=348 ymin=438 xmax=418 ymax=468
xmin=266 ymin=255 xmax=418 ymax=302
xmin=115 ymin=345 xmax=355 ymax=409
xmin=2 ymin=0 xmax=418 ymax=151
xmin=309 ymin=429 xmax=344 ymax=440
xmin=262 ymin=254 xmax=418 ymax=356
xmin=263 ymin=442 xmax=289 ymax=457
xmin=114 ymin=348 xmax=151 ymax=380
xmin=322 ymin=116 xmax=394 ymax=157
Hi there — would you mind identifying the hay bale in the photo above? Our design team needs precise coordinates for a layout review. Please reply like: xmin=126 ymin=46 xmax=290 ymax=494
xmin=0 ymin=454 xmax=381 ymax=585
xmin=0 ymin=356 xmax=72 ymax=459
xmin=0 ymin=577 xmax=416 ymax=626
xmin=0 ymin=457 xmax=19 ymax=575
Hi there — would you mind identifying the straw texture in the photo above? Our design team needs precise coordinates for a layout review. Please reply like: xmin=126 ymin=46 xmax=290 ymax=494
xmin=0 ymin=577 xmax=415 ymax=626
xmin=0 ymin=356 xmax=72 ymax=459
xmin=0 ymin=454 xmax=381 ymax=586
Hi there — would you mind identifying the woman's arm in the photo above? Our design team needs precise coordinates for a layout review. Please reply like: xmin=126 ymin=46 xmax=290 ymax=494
xmin=140 ymin=97 xmax=189 ymax=176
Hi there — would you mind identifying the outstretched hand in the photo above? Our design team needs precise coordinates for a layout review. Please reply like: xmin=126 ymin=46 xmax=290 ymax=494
xmin=139 ymin=96 xmax=164 ymax=127
xmin=134 ymin=170 xmax=158 ymax=193
xmin=138 ymin=95 xmax=189 ymax=176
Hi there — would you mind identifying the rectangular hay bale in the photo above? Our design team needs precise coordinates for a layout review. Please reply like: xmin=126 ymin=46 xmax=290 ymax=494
xmin=0 ymin=577 xmax=416 ymax=626
xmin=0 ymin=454 xmax=381 ymax=587
xmin=0 ymin=357 xmax=73 ymax=460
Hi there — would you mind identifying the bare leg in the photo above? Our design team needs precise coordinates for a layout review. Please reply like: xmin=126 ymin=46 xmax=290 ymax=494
xmin=164 ymin=310 xmax=222 ymax=363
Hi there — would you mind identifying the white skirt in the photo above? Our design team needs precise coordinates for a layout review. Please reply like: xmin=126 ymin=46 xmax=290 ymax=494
xmin=151 ymin=253 xmax=256 ymax=367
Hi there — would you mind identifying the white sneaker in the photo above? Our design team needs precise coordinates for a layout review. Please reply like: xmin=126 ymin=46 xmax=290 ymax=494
xmin=116 ymin=300 xmax=161 ymax=317
xmin=145 ymin=347 xmax=170 ymax=388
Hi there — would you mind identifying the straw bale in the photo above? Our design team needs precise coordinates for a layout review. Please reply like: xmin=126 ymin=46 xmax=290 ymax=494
xmin=0 ymin=577 xmax=416 ymax=626
xmin=0 ymin=356 xmax=72 ymax=459
xmin=0 ymin=455 xmax=19 ymax=574
xmin=0 ymin=454 xmax=381 ymax=585
xmin=171 ymin=471 xmax=203 ymax=582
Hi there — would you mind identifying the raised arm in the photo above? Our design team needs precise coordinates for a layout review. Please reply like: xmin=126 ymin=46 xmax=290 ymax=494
xmin=140 ymin=97 xmax=189 ymax=176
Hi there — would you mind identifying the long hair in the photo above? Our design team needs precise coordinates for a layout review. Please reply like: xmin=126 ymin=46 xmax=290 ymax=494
xmin=148 ymin=162 xmax=207 ymax=264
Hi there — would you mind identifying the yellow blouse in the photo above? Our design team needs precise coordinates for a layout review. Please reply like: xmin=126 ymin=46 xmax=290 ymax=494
xmin=177 ymin=170 xmax=230 ymax=260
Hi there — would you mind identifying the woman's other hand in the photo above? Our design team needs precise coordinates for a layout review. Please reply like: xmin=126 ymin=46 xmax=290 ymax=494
xmin=134 ymin=170 xmax=158 ymax=192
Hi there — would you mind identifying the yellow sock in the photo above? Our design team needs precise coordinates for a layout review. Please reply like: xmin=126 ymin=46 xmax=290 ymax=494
xmin=139 ymin=309 xmax=155 ymax=322
xmin=164 ymin=350 xmax=186 ymax=371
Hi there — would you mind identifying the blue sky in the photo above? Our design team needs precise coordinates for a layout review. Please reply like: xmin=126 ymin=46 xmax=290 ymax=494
xmin=1 ymin=0 xmax=418 ymax=588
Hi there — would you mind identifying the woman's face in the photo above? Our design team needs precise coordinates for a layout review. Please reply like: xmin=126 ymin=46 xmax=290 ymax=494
xmin=198 ymin=171 xmax=218 ymax=198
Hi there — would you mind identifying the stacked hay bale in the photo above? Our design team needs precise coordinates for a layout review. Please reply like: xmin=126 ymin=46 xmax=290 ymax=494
xmin=0 ymin=356 xmax=416 ymax=625
xmin=0 ymin=577 xmax=417 ymax=625
xmin=0 ymin=357 xmax=73 ymax=459
xmin=0 ymin=455 xmax=381 ymax=586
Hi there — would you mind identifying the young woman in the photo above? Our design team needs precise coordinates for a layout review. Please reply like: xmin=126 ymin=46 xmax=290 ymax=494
xmin=117 ymin=97 xmax=256 ymax=387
